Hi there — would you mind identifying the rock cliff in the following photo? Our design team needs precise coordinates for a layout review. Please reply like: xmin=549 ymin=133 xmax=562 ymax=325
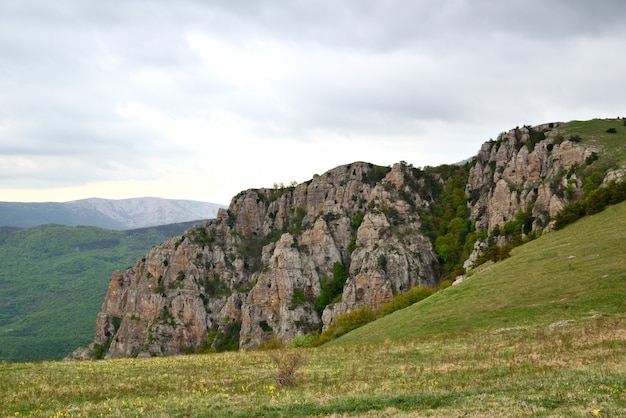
xmin=70 ymin=120 xmax=622 ymax=359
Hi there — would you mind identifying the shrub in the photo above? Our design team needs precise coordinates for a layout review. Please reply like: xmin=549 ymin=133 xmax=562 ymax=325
xmin=585 ymin=187 xmax=610 ymax=215
xmin=290 ymin=288 xmax=307 ymax=308
xmin=269 ymin=350 xmax=305 ymax=387
xmin=288 ymin=334 xmax=317 ymax=348
xmin=554 ymin=181 xmax=626 ymax=230
xmin=377 ymin=286 xmax=435 ymax=317
xmin=606 ymin=128 xmax=617 ymax=134
xmin=315 ymin=262 xmax=348 ymax=314
xmin=258 ymin=337 xmax=284 ymax=351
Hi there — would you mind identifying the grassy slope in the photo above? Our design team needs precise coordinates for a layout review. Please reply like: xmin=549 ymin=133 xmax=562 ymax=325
xmin=0 ymin=222 xmax=197 ymax=362
xmin=556 ymin=118 xmax=626 ymax=164
xmin=332 ymin=201 xmax=626 ymax=346
xmin=1 ymin=202 xmax=624 ymax=417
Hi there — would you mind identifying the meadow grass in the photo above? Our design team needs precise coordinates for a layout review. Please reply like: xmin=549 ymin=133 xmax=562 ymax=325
xmin=1 ymin=315 xmax=624 ymax=417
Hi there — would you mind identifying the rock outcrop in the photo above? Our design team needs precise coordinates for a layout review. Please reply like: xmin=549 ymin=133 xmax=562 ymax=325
xmin=69 ymin=120 xmax=622 ymax=360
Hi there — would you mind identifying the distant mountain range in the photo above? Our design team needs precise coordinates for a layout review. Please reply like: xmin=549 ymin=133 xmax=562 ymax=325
xmin=0 ymin=197 xmax=227 ymax=229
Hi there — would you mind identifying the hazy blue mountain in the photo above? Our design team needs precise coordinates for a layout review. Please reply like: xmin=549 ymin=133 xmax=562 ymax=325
xmin=0 ymin=197 xmax=226 ymax=229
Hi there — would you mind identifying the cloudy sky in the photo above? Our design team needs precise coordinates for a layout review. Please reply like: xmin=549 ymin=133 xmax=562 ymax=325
xmin=1 ymin=1 xmax=625 ymax=205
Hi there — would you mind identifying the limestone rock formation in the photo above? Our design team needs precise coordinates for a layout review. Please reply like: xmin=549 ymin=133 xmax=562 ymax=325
xmin=69 ymin=120 xmax=622 ymax=360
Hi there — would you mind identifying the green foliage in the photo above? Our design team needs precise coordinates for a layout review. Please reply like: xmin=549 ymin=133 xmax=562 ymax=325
xmin=289 ymin=206 xmax=307 ymax=234
xmin=376 ymin=286 xmax=436 ymax=317
xmin=201 ymin=320 xmax=242 ymax=353
xmin=159 ymin=306 xmax=176 ymax=327
xmin=287 ymin=334 xmax=318 ymax=348
xmin=259 ymin=320 xmax=273 ymax=333
xmin=199 ymin=274 xmax=231 ymax=297
xmin=418 ymin=163 xmax=472 ymax=278
xmin=187 ymin=228 xmax=214 ymax=247
xmin=92 ymin=342 xmax=108 ymax=360
xmin=351 ymin=211 xmax=365 ymax=230
xmin=434 ymin=217 xmax=469 ymax=270
xmin=554 ymin=181 xmax=626 ymax=229
xmin=473 ymin=243 xmax=514 ymax=265
xmin=347 ymin=236 xmax=357 ymax=253
xmin=364 ymin=164 xmax=391 ymax=185
xmin=315 ymin=262 xmax=348 ymax=314
xmin=315 ymin=306 xmax=377 ymax=346
xmin=258 ymin=337 xmax=285 ymax=351
xmin=0 ymin=222 xmax=194 ymax=363
xmin=349 ymin=209 xmax=365 ymax=251
xmin=472 ymin=210 xmax=536 ymax=268
xmin=290 ymin=288 xmax=308 ymax=308
xmin=312 ymin=285 xmax=437 ymax=346
xmin=268 ymin=185 xmax=293 ymax=203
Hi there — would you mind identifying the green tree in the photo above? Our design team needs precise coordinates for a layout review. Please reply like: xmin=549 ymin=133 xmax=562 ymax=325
xmin=316 ymin=262 xmax=348 ymax=314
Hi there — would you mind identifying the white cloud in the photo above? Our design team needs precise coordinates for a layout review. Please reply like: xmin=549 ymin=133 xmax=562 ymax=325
xmin=1 ymin=1 xmax=625 ymax=205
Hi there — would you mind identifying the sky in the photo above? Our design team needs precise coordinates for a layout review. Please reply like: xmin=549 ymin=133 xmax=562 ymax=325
xmin=1 ymin=1 xmax=625 ymax=205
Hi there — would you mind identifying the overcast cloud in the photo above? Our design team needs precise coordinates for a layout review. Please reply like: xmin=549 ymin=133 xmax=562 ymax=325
xmin=1 ymin=0 xmax=625 ymax=204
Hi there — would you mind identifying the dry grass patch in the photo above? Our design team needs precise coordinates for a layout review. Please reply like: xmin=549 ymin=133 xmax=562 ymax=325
xmin=268 ymin=349 xmax=306 ymax=387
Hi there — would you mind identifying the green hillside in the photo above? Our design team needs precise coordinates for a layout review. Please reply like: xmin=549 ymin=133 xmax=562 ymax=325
xmin=332 ymin=200 xmax=626 ymax=346
xmin=0 ymin=222 xmax=198 ymax=362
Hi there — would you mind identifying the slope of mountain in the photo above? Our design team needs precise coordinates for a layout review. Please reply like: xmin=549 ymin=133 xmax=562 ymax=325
xmin=0 ymin=197 xmax=226 ymax=229
xmin=0 ymin=221 xmax=203 ymax=362
xmin=71 ymin=118 xmax=625 ymax=360
xmin=332 ymin=200 xmax=626 ymax=346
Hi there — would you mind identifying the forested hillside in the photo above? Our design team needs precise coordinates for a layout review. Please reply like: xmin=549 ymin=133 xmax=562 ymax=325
xmin=0 ymin=221 xmax=200 ymax=362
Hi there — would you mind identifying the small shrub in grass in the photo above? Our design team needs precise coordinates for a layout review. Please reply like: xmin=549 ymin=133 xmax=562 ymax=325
xmin=288 ymin=334 xmax=317 ymax=348
xmin=258 ymin=337 xmax=285 ymax=351
xmin=269 ymin=349 xmax=305 ymax=387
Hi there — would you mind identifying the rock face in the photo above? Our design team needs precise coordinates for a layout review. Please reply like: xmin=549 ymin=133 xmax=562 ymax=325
xmin=463 ymin=123 xmax=599 ymax=267
xmin=466 ymin=124 xmax=594 ymax=235
xmin=71 ymin=121 xmax=619 ymax=360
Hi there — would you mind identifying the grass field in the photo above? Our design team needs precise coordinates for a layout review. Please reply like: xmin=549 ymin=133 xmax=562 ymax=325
xmin=1 ymin=203 xmax=625 ymax=416
xmin=1 ymin=316 xmax=624 ymax=417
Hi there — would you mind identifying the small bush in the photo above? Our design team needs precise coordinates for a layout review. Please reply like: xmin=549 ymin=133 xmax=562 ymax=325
xmin=269 ymin=350 xmax=305 ymax=387
xmin=606 ymin=128 xmax=617 ymax=134
xmin=288 ymin=334 xmax=317 ymax=348
xmin=291 ymin=288 xmax=307 ymax=308
xmin=258 ymin=337 xmax=284 ymax=351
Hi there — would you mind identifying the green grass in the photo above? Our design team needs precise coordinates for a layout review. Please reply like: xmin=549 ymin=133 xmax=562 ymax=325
xmin=332 ymin=201 xmax=626 ymax=345
xmin=1 ymin=202 xmax=624 ymax=416
xmin=0 ymin=222 xmax=197 ymax=362
xmin=1 ymin=315 xmax=623 ymax=417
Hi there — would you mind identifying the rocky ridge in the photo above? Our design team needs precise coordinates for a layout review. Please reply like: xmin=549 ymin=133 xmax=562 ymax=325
xmin=70 ymin=121 xmax=621 ymax=359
